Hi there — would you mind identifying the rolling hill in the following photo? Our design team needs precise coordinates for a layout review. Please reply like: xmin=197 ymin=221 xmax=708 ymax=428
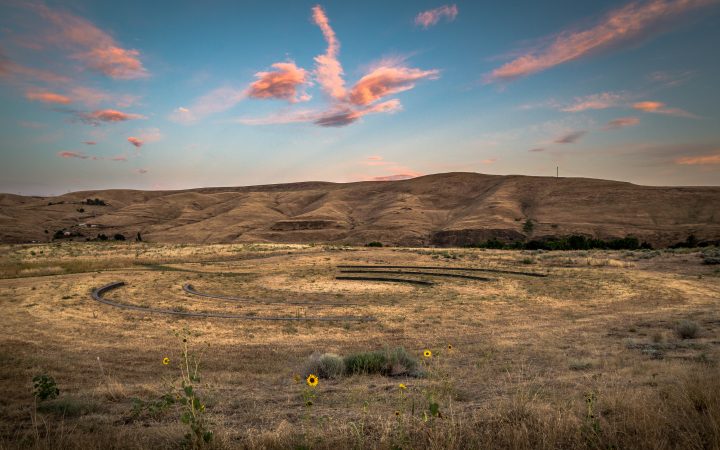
xmin=1 ymin=172 xmax=719 ymax=247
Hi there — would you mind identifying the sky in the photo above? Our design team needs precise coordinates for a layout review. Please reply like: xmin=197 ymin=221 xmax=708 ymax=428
xmin=1 ymin=0 xmax=719 ymax=195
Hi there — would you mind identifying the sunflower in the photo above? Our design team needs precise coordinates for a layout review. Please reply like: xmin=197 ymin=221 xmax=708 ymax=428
xmin=306 ymin=374 xmax=319 ymax=387
xmin=162 ymin=357 xmax=170 ymax=365
xmin=394 ymin=410 xmax=401 ymax=417
xmin=398 ymin=383 xmax=407 ymax=390
xmin=423 ymin=349 xmax=432 ymax=358
xmin=447 ymin=344 xmax=453 ymax=350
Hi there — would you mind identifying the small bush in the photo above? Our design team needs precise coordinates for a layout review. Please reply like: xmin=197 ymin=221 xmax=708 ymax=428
xmin=343 ymin=347 xmax=419 ymax=377
xmin=702 ymin=247 xmax=720 ymax=265
xmin=33 ymin=374 xmax=60 ymax=401
xmin=365 ymin=241 xmax=383 ymax=247
xmin=305 ymin=353 xmax=345 ymax=379
xmin=113 ymin=233 xmax=126 ymax=241
xmin=676 ymin=320 xmax=700 ymax=339
xmin=344 ymin=350 xmax=386 ymax=375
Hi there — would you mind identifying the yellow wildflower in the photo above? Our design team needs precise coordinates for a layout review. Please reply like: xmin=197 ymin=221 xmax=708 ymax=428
xmin=162 ymin=357 xmax=170 ymax=365
xmin=423 ymin=349 xmax=432 ymax=358
xmin=306 ymin=374 xmax=319 ymax=387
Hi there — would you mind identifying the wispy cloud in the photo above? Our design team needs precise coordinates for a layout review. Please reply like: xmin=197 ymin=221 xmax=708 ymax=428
xmin=312 ymin=5 xmax=346 ymax=100
xmin=25 ymin=90 xmax=72 ymax=104
xmin=675 ymin=153 xmax=720 ymax=165
xmin=30 ymin=3 xmax=148 ymax=79
xmin=0 ymin=49 xmax=71 ymax=84
xmin=83 ymin=141 xmax=97 ymax=145
xmin=486 ymin=0 xmax=713 ymax=83
xmin=603 ymin=116 xmax=640 ymax=130
xmin=632 ymin=101 xmax=696 ymax=117
xmin=348 ymin=66 xmax=438 ymax=105
xmin=169 ymin=87 xmax=246 ymax=123
xmin=79 ymin=109 xmax=146 ymax=125
xmin=415 ymin=5 xmax=458 ymax=28
xmin=554 ymin=130 xmax=587 ymax=144
xmin=247 ymin=62 xmax=310 ymax=102
xmin=561 ymin=92 xmax=627 ymax=112
xmin=57 ymin=151 xmax=88 ymax=159
xmin=135 ymin=168 xmax=148 ymax=174
xmin=528 ymin=148 xmax=545 ymax=152
xmin=127 ymin=137 xmax=143 ymax=148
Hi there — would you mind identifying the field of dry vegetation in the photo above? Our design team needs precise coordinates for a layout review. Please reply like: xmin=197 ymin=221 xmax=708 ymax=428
xmin=0 ymin=242 xmax=719 ymax=449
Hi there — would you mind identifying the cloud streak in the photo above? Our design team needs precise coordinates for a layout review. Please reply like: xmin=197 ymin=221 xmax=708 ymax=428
xmin=312 ymin=5 xmax=346 ymax=100
xmin=31 ymin=3 xmax=148 ymax=79
xmin=487 ymin=0 xmax=713 ymax=82
xmin=554 ymin=130 xmax=587 ymax=144
xmin=57 ymin=151 xmax=88 ymax=159
xmin=25 ymin=90 xmax=72 ymax=104
xmin=603 ymin=116 xmax=640 ymax=130
xmin=348 ymin=66 xmax=438 ymax=106
xmin=632 ymin=101 xmax=696 ymax=117
xmin=675 ymin=153 xmax=720 ymax=165
xmin=79 ymin=109 xmax=146 ymax=125
xmin=127 ymin=137 xmax=143 ymax=148
xmin=415 ymin=5 xmax=458 ymax=28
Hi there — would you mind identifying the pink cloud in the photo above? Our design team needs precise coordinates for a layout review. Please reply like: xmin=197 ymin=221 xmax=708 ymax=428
xmin=25 ymin=90 xmax=71 ymax=104
xmin=367 ymin=155 xmax=383 ymax=161
xmin=480 ymin=158 xmax=497 ymax=164
xmin=32 ymin=4 xmax=148 ymax=79
xmin=127 ymin=137 xmax=143 ymax=148
xmin=80 ymin=109 xmax=145 ymax=125
xmin=83 ymin=141 xmax=97 ymax=145
xmin=603 ymin=116 xmax=640 ymax=130
xmin=248 ymin=62 xmax=310 ymax=102
xmin=348 ymin=65 xmax=439 ymax=106
xmin=135 ymin=168 xmax=148 ymax=174
xmin=486 ymin=0 xmax=713 ymax=82
xmin=528 ymin=148 xmax=545 ymax=152
xmin=371 ymin=172 xmax=421 ymax=181
xmin=554 ymin=130 xmax=587 ymax=144
xmin=561 ymin=92 xmax=626 ymax=112
xmin=57 ymin=151 xmax=88 ymax=159
xmin=312 ymin=5 xmax=346 ymax=100
xmin=110 ymin=155 xmax=127 ymax=162
xmin=675 ymin=153 xmax=720 ymax=165
xmin=632 ymin=101 xmax=695 ymax=117
xmin=415 ymin=5 xmax=458 ymax=28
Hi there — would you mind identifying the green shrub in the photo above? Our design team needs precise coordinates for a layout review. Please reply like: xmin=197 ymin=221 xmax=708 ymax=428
xmin=305 ymin=353 xmax=345 ymax=379
xmin=365 ymin=241 xmax=383 ymax=247
xmin=343 ymin=347 xmax=419 ymax=377
xmin=32 ymin=374 xmax=59 ymax=401
xmin=676 ymin=320 xmax=700 ymax=339
xmin=344 ymin=350 xmax=387 ymax=375
xmin=523 ymin=219 xmax=534 ymax=234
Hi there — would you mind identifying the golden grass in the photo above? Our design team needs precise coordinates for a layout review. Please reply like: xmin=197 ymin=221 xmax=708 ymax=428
xmin=0 ymin=242 xmax=718 ymax=449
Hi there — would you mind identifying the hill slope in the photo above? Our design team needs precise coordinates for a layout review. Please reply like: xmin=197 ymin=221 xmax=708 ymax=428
xmin=1 ymin=172 xmax=719 ymax=247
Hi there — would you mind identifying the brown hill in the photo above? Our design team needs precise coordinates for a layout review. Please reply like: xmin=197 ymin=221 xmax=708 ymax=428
xmin=1 ymin=172 xmax=719 ymax=247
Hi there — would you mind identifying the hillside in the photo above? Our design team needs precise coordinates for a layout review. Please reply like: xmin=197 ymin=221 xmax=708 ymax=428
xmin=1 ymin=172 xmax=719 ymax=247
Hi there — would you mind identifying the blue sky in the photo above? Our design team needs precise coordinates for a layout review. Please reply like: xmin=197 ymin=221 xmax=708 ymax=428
xmin=1 ymin=0 xmax=719 ymax=195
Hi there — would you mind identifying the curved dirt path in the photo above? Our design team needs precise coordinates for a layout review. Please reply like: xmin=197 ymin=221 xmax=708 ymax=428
xmin=90 ymin=281 xmax=375 ymax=322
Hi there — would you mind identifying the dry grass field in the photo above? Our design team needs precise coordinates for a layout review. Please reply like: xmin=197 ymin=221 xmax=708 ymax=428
xmin=0 ymin=242 xmax=719 ymax=449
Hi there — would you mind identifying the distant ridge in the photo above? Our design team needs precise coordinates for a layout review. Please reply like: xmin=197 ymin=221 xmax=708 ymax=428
xmin=1 ymin=172 xmax=719 ymax=247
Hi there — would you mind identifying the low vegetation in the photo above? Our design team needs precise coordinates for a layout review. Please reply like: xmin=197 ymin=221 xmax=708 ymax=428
xmin=0 ymin=242 xmax=718 ymax=449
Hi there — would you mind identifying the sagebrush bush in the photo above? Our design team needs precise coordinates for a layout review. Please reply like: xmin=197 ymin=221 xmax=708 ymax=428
xmin=676 ymin=320 xmax=700 ymax=339
xmin=343 ymin=347 xmax=419 ymax=377
xmin=304 ymin=353 xmax=345 ymax=379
